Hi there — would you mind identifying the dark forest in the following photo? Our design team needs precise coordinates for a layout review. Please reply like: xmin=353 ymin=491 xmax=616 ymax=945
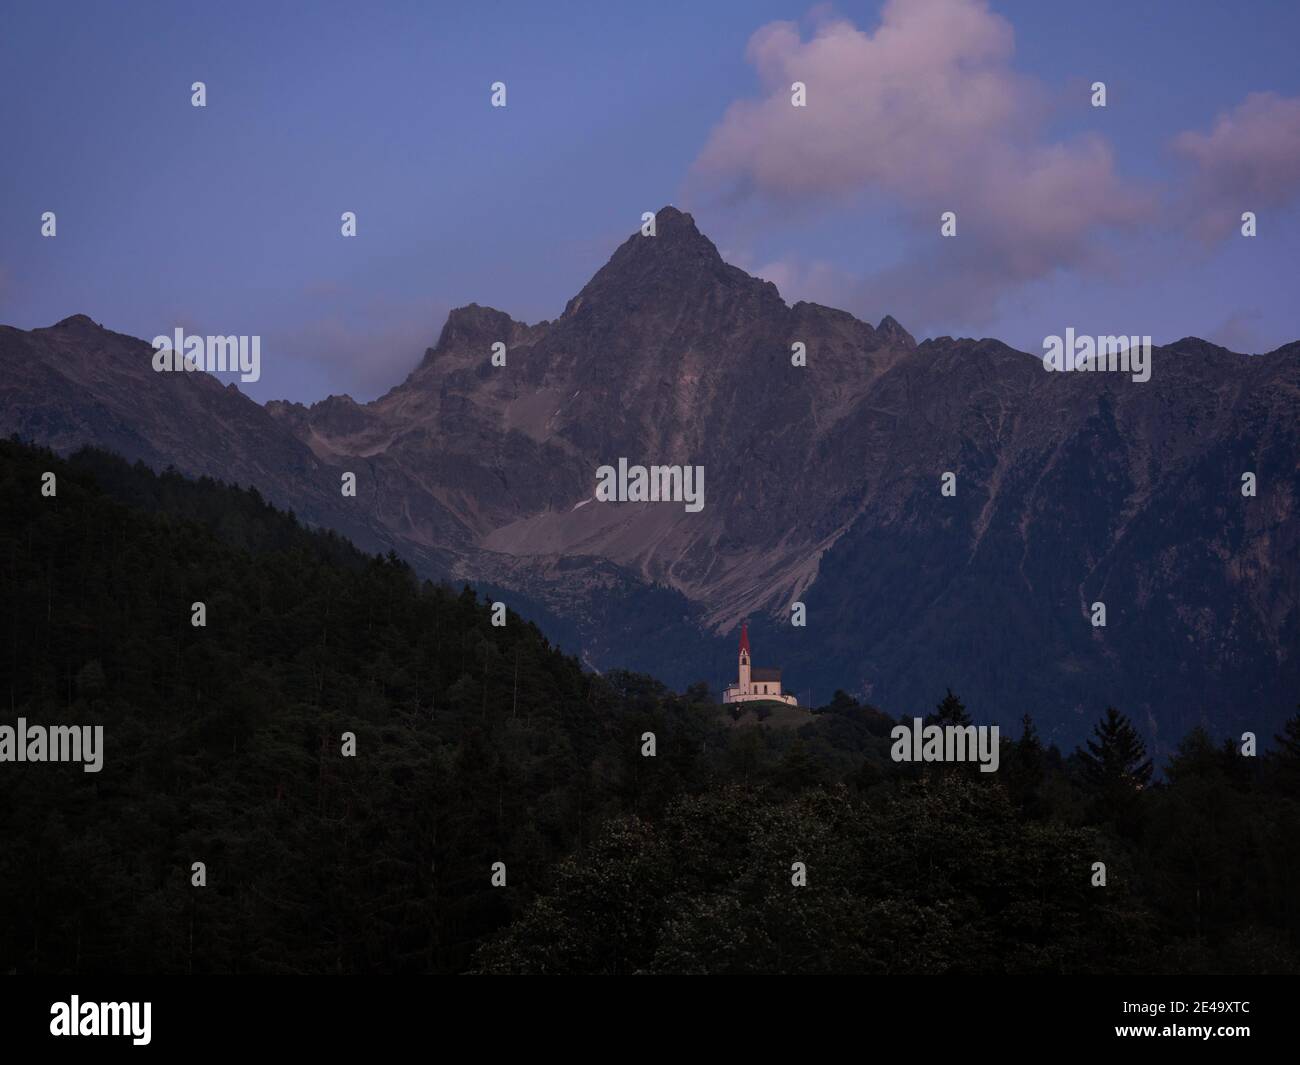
xmin=2 ymin=438 xmax=1297 ymax=975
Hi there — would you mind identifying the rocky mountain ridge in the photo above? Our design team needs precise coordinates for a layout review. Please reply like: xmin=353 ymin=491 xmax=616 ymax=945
xmin=3 ymin=206 xmax=1296 ymax=747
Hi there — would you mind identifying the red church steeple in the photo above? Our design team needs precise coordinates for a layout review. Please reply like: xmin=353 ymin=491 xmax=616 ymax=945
xmin=739 ymin=620 xmax=750 ymax=655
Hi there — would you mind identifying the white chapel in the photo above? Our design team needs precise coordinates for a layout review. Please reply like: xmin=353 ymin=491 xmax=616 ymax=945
xmin=722 ymin=621 xmax=797 ymax=706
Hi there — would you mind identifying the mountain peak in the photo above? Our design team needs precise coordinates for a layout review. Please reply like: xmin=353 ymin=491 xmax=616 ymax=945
xmin=431 ymin=303 xmax=521 ymax=354
xmin=652 ymin=203 xmax=698 ymax=232
xmin=1168 ymin=336 xmax=1234 ymax=358
xmin=876 ymin=315 xmax=916 ymax=349
xmin=52 ymin=314 xmax=99 ymax=329
xmin=562 ymin=205 xmax=763 ymax=320
xmin=619 ymin=205 xmax=719 ymax=258
xmin=648 ymin=206 xmax=722 ymax=262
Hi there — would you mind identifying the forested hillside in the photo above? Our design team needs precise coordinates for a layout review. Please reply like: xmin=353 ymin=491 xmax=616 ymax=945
xmin=2 ymin=438 xmax=1297 ymax=974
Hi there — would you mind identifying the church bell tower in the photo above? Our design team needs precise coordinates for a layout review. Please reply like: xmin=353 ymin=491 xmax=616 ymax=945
xmin=738 ymin=620 xmax=751 ymax=693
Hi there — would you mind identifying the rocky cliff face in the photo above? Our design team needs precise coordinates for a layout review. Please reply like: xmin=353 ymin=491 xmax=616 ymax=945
xmin=3 ymin=208 xmax=1297 ymax=749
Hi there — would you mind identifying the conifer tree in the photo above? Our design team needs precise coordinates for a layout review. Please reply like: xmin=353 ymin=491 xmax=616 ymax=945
xmin=1076 ymin=707 xmax=1152 ymax=835
xmin=1274 ymin=705 xmax=1300 ymax=760
xmin=1078 ymin=707 xmax=1153 ymax=790
xmin=1271 ymin=705 xmax=1300 ymax=795
xmin=1008 ymin=713 xmax=1046 ymax=815
xmin=931 ymin=688 xmax=972 ymax=727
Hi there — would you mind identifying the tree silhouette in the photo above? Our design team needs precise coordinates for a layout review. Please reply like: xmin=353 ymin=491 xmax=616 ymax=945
xmin=1274 ymin=705 xmax=1300 ymax=760
xmin=1079 ymin=707 xmax=1153 ymax=790
xmin=1008 ymin=713 xmax=1047 ymax=817
xmin=1076 ymin=707 xmax=1152 ymax=835
xmin=931 ymin=688 xmax=972 ymax=727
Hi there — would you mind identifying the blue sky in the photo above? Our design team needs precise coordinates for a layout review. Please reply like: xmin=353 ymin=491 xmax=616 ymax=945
xmin=3 ymin=0 xmax=1298 ymax=402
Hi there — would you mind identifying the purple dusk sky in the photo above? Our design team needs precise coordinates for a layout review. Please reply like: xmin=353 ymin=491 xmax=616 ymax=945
xmin=3 ymin=0 xmax=1299 ymax=403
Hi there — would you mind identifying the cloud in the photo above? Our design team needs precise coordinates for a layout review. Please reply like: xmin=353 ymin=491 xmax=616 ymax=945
xmin=688 ymin=0 xmax=1151 ymax=328
xmin=264 ymin=291 xmax=445 ymax=402
xmin=1207 ymin=309 xmax=1266 ymax=354
xmin=693 ymin=0 xmax=1029 ymax=203
xmin=721 ymin=248 xmax=854 ymax=307
xmin=1171 ymin=92 xmax=1300 ymax=242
